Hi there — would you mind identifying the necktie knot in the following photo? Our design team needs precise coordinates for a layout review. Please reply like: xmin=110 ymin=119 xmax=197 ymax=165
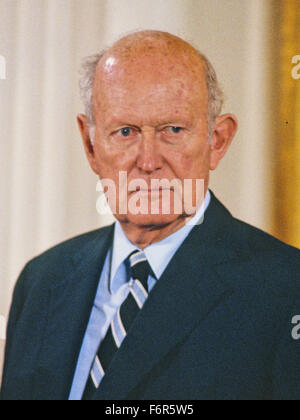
xmin=129 ymin=250 xmax=151 ymax=292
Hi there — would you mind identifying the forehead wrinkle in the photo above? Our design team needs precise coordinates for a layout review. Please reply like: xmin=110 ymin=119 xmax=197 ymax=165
xmin=98 ymin=103 xmax=203 ymax=134
xmin=103 ymin=105 xmax=195 ymax=124
xmin=98 ymin=78 xmax=200 ymax=101
xmin=94 ymin=60 xmax=208 ymax=113
xmin=94 ymin=82 xmax=207 ymax=128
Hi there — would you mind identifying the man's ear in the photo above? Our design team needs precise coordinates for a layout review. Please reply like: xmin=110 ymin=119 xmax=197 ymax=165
xmin=77 ymin=114 xmax=99 ymax=175
xmin=209 ymin=113 xmax=238 ymax=170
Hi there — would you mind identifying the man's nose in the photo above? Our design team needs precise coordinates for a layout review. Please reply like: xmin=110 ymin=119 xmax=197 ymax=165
xmin=136 ymin=129 xmax=163 ymax=173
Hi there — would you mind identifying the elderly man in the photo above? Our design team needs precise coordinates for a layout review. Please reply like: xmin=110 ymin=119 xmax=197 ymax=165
xmin=1 ymin=31 xmax=300 ymax=401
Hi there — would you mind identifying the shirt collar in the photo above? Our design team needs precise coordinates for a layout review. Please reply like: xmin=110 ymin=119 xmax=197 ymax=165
xmin=110 ymin=190 xmax=211 ymax=291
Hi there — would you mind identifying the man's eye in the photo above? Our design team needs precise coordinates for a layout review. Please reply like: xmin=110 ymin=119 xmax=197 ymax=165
xmin=165 ymin=126 xmax=183 ymax=134
xmin=117 ymin=127 xmax=132 ymax=137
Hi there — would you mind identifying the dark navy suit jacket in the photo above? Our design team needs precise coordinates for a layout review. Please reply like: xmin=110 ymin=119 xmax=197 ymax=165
xmin=1 ymin=192 xmax=300 ymax=400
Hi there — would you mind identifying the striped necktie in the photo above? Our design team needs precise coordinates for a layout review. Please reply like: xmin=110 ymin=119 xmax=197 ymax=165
xmin=82 ymin=250 xmax=151 ymax=400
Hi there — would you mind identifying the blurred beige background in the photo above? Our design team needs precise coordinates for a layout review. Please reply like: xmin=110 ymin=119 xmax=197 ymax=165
xmin=0 ymin=0 xmax=282 ymax=373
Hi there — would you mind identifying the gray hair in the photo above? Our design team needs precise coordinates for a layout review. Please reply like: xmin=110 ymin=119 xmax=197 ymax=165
xmin=79 ymin=48 xmax=224 ymax=141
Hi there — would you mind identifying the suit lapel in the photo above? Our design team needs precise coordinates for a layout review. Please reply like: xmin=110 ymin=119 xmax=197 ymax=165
xmin=94 ymin=194 xmax=238 ymax=400
xmin=33 ymin=225 xmax=114 ymax=400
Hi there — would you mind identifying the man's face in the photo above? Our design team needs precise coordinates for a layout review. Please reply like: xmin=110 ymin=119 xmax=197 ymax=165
xmin=80 ymin=43 xmax=225 ymax=227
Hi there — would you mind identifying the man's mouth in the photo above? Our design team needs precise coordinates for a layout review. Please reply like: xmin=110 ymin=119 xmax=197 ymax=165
xmin=130 ymin=187 xmax=175 ymax=194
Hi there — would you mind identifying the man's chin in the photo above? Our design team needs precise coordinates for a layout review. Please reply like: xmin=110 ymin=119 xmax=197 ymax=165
xmin=117 ymin=212 xmax=185 ymax=228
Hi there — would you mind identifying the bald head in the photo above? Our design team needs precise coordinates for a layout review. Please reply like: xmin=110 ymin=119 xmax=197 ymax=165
xmin=93 ymin=31 xmax=210 ymax=128
xmin=79 ymin=31 xmax=224 ymax=136
xmin=99 ymin=30 xmax=205 ymax=65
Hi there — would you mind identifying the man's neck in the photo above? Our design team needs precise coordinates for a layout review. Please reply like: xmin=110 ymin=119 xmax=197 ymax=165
xmin=119 ymin=216 xmax=190 ymax=250
xmin=116 ymin=190 xmax=211 ymax=249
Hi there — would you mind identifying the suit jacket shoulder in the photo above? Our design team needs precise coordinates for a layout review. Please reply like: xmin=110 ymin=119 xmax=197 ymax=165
xmin=16 ymin=225 xmax=114 ymax=297
xmin=224 ymin=209 xmax=300 ymax=294
xmin=232 ymin=215 xmax=300 ymax=260
xmin=1 ymin=224 xmax=114 ymax=400
xmin=201 ymin=198 xmax=300 ymax=323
